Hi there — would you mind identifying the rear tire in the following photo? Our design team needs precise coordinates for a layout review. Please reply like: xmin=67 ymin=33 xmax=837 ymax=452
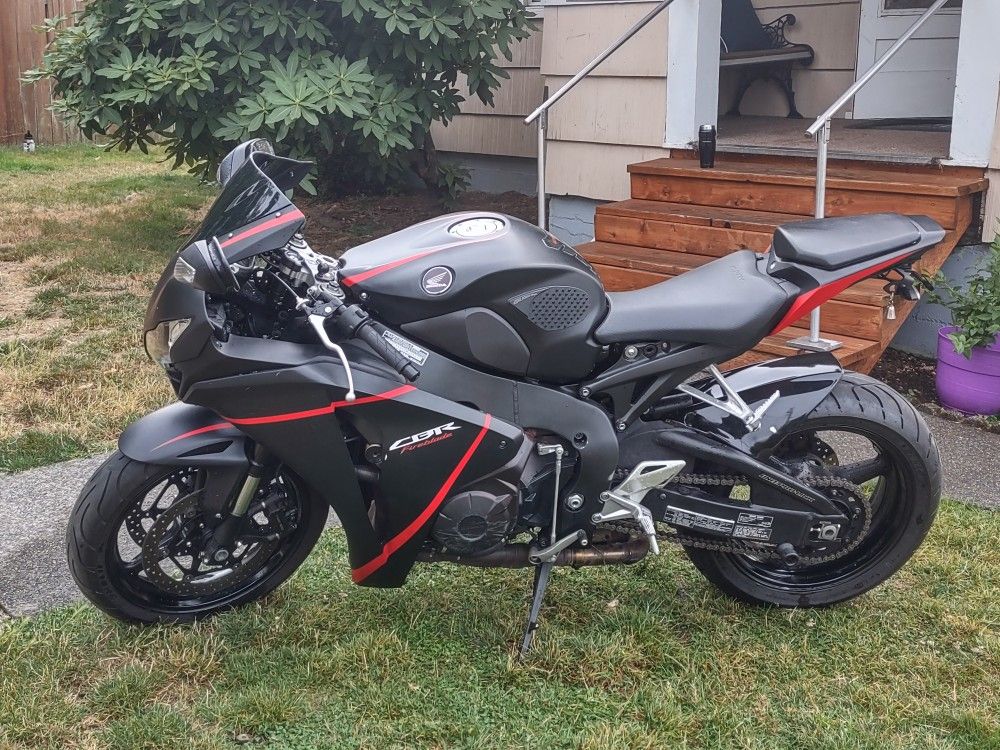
xmin=684 ymin=372 xmax=941 ymax=607
xmin=67 ymin=451 xmax=328 ymax=623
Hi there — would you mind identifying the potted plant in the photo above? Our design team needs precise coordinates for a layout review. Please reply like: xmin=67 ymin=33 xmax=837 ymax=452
xmin=926 ymin=237 xmax=1000 ymax=416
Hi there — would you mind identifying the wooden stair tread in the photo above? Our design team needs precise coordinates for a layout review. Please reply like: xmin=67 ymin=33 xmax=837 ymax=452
xmin=628 ymin=158 xmax=988 ymax=198
xmin=725 ymin=328 xmax=881 ymax=371
xmin=579 ymin=240 xmax=887 ymax=307
xmin=595 ymin=199 xmax=803 ymax=233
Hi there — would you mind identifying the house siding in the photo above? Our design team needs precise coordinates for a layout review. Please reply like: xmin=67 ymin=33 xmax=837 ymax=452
xmin=430 ymin=21 xmax=544 ymax=159
xmin=541 ymin=1 xmax=670 ymax=201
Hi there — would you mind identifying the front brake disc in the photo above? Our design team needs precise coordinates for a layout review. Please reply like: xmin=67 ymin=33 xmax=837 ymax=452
xmin=140 ymin=495 xmax=281 ymax=597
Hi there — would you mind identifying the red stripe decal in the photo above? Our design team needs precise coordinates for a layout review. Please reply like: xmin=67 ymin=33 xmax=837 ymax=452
xmin=341 ymin=249 xmax=439 ymax=287
xmin=225 ymin=384 xmax=415 ymax=426
xmin=220 ymin=209 xmax=305 ymax=250
xmin=769 ymin=251 xmax=913 ymax=336
xmin=153 ymin=421 xmax=232 ymax=451
xmin=340 ymin=234 xmax=502 ymax=287
xmin=352 ymin=413 xmax=492 ymax=583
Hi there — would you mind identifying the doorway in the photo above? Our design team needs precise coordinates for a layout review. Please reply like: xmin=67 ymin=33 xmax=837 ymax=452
xmin=853 ymin=0 xmax=962 ymax=120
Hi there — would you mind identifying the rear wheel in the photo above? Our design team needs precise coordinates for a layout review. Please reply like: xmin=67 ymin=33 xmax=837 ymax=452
xmin=67 ymin=451 xmax=328 ymax=623
xmin=684 ymin=372 xmax=941 ymax=607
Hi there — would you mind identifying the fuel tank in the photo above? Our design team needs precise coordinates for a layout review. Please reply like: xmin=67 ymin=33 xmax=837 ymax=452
xmin=338 ymin=213 xmax=608 ymax=383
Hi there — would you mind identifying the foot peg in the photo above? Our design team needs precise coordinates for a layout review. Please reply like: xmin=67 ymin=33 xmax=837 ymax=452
xmin=591 ymin=460 xmax=686 ymax=555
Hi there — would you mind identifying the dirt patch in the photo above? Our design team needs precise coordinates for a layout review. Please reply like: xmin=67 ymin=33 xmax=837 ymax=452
xmin=299 ymin=190 xmax=536 ymax=256
xmin=872 ymin=348 xmax=1000 ymax=435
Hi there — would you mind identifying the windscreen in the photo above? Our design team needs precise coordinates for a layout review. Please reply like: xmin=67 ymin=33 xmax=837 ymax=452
xmin=188 ymin=152 xmax=312 ymax=246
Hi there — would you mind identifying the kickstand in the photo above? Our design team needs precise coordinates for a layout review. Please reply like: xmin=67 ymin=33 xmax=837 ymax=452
xmin=519 ymin=561 xmax=554 ymax=657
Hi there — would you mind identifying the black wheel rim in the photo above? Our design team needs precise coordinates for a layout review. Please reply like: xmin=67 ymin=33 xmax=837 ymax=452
xmin=106 ymin=466 xmax=310 ymax=616
xmin=726 ymin=421 xmax=914 ymax=591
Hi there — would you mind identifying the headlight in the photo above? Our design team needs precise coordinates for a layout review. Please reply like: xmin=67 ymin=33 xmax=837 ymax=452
xmin=144 ymin=318 xmax=191 ymax=367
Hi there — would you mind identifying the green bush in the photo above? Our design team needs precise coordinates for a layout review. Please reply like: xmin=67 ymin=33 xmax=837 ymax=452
xmin=27 ymin=0 xmax=533 ymax=195
xmin=925 ymin=235 xmax=1000 ymax=358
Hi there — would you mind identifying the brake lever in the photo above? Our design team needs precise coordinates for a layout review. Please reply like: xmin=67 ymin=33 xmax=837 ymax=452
xmin=307 ymin=314 xmax=356 ymax=401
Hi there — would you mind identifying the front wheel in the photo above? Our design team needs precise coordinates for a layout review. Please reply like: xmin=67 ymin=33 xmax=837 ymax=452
xmin=685 ymin=372 xmax=941 ymax=608
xmin=67 ymin=451 xmax=328 ymax=623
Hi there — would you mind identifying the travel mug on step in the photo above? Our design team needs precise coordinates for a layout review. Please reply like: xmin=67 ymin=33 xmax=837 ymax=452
xmin=699 ymin=125 xmax=716 ymax=169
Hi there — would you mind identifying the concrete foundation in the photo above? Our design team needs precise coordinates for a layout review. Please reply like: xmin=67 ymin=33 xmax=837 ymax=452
xmin=439 ymin=153 xmax=537 ymax=196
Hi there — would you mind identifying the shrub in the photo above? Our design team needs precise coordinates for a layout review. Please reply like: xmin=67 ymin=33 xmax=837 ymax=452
xmin=925 ymin=235 xmax=1000 ymax=357
xmin=27 ymin=0 xmax=533 ymax=195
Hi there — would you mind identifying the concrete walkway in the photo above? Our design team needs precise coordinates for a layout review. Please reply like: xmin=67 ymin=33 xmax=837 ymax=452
xmin=1 ymin=413 xmax=996 ymax=618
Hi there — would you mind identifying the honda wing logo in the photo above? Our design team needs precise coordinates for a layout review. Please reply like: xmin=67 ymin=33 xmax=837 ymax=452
xmin=421 ymin=266 xmax=453 ymax=295
xmin=389 ymin=422 xmax=462 ymax=453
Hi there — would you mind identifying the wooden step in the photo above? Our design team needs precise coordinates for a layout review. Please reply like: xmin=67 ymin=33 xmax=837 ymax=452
xmin=629 ymin=158 xmax=987 ymax=198
xmin=628 ymin=158 xmax=986 ymax=229
xmin=583 ymin=154 xmax=984 ymax=374
xmin=752 ymin=326 xmax=881 ymax=370
xmin=594 ymin=200 xmax=789 ymax=256
xmin=596 ymin=199 xmax=803 ymax=232
xmin=667 ymin=148 xmax=989 ymax=182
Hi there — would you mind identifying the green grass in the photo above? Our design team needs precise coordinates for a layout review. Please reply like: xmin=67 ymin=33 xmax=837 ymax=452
xmin=0 ymin=145 xmax=213 ymax=472
xmin=1 ymin=500 xmax=997 ymax=749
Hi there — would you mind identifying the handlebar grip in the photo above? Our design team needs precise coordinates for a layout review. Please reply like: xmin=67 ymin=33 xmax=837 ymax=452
xmin=355 ymin=322 xmax=420 ymax=382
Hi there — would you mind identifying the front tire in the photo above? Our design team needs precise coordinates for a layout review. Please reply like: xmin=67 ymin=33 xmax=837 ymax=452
xmin=685 ymin=372 xmax=941 ymax=608
xmin=67 ymin=451 xmax=328 ymax=623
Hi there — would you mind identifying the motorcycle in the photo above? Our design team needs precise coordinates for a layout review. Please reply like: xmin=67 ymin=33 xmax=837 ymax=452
xmin=68 ymin=140 xmax=942 ymax=654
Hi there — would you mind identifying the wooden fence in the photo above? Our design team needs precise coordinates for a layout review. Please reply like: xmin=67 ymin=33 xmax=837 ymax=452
xmin=0 ymin=0 xmax=85 ymax=146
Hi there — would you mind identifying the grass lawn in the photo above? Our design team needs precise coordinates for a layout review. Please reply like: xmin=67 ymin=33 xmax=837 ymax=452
xmin=0 ymin=145 xmax=212 ymax=473
xmin=1 ymin=499 xmax=997 ymax=749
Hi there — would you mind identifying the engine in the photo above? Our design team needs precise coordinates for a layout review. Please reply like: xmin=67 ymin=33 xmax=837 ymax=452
xmin=427 ymin=432 xmax=565 ymax=556
xmin=431 ymin=479 xmax=519 ymax=555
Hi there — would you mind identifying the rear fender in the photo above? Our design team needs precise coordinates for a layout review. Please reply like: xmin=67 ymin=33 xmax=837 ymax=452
xmin=684 ymin=353 xmax=844 ymax=456
xmin=119 ymin=402 xmax=250 ymax=516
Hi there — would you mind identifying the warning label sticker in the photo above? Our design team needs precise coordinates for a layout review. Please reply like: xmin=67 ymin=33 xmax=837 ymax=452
xmin=382 ymin=330 xmax=430 ymax=366
xmin=737 ymin=513 xmax=773 ymax=528
xmin=734 ymin=525 xmax=773 ymax=541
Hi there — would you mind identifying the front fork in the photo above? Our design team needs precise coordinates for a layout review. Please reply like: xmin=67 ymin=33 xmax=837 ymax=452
xmin=201 ymin=443 xmax=269 ymax=564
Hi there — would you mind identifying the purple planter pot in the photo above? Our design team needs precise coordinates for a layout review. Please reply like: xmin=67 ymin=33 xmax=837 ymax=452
xmin=935 ymin=326 xmax=1000 ymax=416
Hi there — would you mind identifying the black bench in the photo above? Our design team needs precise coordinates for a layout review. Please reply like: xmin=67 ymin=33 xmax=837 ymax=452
xmin=720 ymin=0 xmax=815 ymax=119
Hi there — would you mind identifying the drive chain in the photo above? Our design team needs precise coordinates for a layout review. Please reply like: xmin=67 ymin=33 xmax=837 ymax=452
xmin=601 ymin=473 xmax=873 ymax=565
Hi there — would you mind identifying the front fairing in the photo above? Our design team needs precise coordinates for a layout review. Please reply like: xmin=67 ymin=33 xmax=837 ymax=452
xmin=144 ymin=151 xmax=313 ymax=361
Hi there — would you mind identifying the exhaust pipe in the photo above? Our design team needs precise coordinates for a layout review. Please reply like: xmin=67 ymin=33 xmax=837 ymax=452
xmin=417 ymin=537 xmax=650 ymax=569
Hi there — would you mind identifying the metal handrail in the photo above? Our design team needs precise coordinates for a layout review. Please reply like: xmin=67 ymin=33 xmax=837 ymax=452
xmin=791 ymin=0 xmax=952 ymax=352
xmin=524 ymin=0 xmax=678 ymax=229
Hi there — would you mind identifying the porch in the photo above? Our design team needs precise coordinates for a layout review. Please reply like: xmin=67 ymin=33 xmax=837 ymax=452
xmin=716 ymin=115 xmax=951 ymax=166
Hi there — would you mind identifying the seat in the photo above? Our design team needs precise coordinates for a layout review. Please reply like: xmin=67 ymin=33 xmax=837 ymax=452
xmin=772 ymin=213 xmax=943 ymax=271
xmin=594 ymin=251 xmax=789 ymax=350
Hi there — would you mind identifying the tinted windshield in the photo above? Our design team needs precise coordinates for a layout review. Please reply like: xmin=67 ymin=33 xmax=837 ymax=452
xmin=191 ymin=152 xmax=312 ymax=245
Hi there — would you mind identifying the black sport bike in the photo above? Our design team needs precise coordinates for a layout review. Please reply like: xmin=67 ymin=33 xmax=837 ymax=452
xmin=69 ymin=141 xmax=942 ymax=653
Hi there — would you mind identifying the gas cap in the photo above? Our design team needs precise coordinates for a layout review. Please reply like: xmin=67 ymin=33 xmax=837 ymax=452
xmin=448 ymin=217 xmax=505 ymax=239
